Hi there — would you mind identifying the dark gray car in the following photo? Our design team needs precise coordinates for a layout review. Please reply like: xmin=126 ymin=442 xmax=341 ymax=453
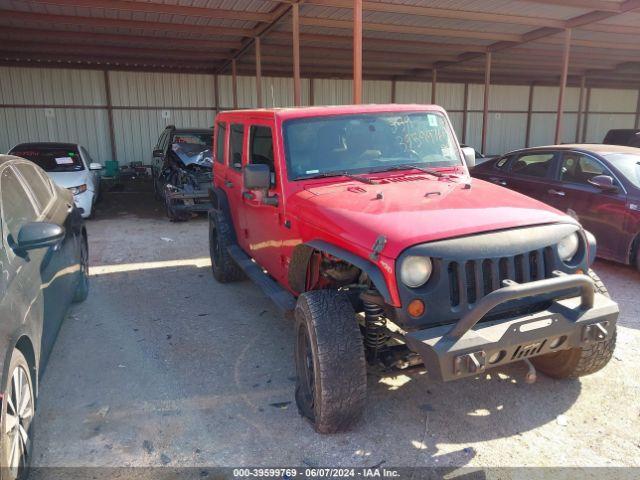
xmin=0 ymin=155 xmax=89 ymax=479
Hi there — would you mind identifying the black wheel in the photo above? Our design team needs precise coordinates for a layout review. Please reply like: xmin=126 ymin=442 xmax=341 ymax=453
xmin=152 ymin=168 xmax=162 ymax=201
xmin=635 ymin=241 xmax=640 ymax=271
xmin=208 ymin=211 xmax=245 ymax=283
xmin=73 ymin=235 xmax=89 ymax=303
xmin=1 ymin=349 xmax=34 ymax=480
xmin=294 ymin=290 xmax=367 ymax=433
xmin=532 ymin=268 xmax=616 ymax=379
xmin=164 ymin=188 xmax=189 ymax=222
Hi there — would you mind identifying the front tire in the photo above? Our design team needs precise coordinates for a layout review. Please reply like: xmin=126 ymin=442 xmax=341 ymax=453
xmin=532 ymin=269 xmax=616 ymax=379
xmin=1 ymin=350 xmax=35 ymax=480
xmin=294 ymin=290 xmax=367 ymax=433
xmin=73 ymin=235 xmax=89 ymax=303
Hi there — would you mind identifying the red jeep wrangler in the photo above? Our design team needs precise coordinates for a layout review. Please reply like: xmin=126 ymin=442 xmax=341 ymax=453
xmin=208 ymin=105 xmax=618 ymax=433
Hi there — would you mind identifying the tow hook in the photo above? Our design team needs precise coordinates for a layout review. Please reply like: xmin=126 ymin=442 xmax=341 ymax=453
xmin=523 ymin=358 xmax=537 ymax=384
xmin=582 ymin=321 xmax=609 ymax=342
xmin=453 ymin=351 xmax=486 ymax=376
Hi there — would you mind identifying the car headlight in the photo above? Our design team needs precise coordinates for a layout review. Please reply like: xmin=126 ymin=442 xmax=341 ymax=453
xmin=68 ymin=184 xmax=87 ymax=196
xmin=558 ymin=232 xmax=579 ymax=262
xmin=400 ymin=256 xmax=433 ymax=288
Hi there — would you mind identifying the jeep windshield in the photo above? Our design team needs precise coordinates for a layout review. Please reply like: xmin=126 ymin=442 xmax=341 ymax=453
xmin=283 ymin=112 xmax=463 ymax=180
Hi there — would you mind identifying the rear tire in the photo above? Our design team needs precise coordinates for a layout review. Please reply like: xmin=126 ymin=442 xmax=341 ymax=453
xmin=208 ymin=211 xmax=245 ymax=283
xmin=531 ymin=268 xmax=616 ymax=379
xmin=294 ymin=290 xmax=367 ymax=433
xmin=1 ymin=350 xmax=35 ymax=480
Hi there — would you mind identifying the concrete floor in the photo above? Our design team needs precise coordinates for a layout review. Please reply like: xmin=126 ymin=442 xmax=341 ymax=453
xmin=32 ymin=183 xmax=640 ymax=471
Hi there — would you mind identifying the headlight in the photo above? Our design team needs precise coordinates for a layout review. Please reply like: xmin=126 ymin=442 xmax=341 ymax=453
xmin=68 ymin=184 xmax=87 ymax=196
xmin=400 ymin=256 xmax=433 ymax=288
xmin=558 ymin=232 xmax=579 ymax=261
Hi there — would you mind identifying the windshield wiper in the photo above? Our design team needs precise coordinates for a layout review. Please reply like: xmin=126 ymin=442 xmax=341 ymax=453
xmin=371 ymin=164 xmax=448 ymax=178
xmin=301 ymin=171 xmax=375 ymax=184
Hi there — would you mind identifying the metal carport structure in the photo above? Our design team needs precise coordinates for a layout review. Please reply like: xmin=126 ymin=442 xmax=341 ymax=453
xmin=1 ymin=0 xmax=639 ymax=161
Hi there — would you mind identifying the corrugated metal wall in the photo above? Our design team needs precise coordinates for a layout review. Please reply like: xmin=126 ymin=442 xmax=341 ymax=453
xmin=1 ymin=66 xmax=638 ymax=164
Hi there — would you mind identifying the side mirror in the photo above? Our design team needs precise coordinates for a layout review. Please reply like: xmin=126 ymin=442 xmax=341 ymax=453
xmin=243 ymin=163 xmax=271 ymax=191
xmin=16 ymin=222 xmax=65 ymax=251
xmin=461 ymin=146 xmax=476 ymax=169
xmin=588 ymin=175 xmax=618 ymax=192
xmin=89 ymin=162 xmax=103 ymax=171
xmin=153 ymin=149 xmax=164 ymax=158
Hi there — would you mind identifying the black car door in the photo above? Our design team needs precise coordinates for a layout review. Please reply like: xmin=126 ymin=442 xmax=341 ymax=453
xmin=0 ymin=166 xmax=46 ymax=359
xmin=12 ymin=162 xmax=77 ymax=359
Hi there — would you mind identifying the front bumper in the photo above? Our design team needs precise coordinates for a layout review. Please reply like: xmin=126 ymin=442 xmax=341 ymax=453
xmin=73 ymin=190 xmax=94 ymax=218
xmin=403 ymin=274 xmax=618 ymax=382
xmin=165 ymin=185 xmax=212 ymax=212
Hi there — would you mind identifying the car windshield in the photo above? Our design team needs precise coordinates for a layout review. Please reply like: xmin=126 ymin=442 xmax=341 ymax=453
xmin=283 ymin=112 xmax=462 ymax=180
xmin=604 ymin=152 xmax=640 ymax=189
xmin=10 ymin=147 xmax=84 ymax=172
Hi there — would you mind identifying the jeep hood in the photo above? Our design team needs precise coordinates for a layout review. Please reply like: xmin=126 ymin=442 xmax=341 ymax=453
xmin=289 ymin=175 xmax=577 ymax=259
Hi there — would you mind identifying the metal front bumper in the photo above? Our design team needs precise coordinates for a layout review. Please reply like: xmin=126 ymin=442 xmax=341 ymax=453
xmin=403 ymin=274 xmax=619 ymax=382
xmin=165 ymin=186 xmax=212 ymax=212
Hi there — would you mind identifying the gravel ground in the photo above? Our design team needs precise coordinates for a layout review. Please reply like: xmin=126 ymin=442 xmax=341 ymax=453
xmin=31 ymin=183 xmax=640 ymax=473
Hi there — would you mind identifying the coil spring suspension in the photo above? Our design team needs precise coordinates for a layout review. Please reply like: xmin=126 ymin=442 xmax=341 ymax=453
xmin=363 ymin=299 xmax=389 ymax=350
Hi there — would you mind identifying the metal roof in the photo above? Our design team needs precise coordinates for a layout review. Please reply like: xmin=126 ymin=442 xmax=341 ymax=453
xmin=0 ymin=0 xmax=638 ymax=88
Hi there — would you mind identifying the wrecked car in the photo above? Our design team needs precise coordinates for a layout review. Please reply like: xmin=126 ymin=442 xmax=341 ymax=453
xmin=208 ymin=104 xmax=619 ymax=434
xmin=151 ymin=126 xmax=213 ymax=221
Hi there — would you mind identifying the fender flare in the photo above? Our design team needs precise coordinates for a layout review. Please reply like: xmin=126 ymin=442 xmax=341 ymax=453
xmin=293 ymin=240 xmax=393 ymax=304
xmin=208 ymin=186 xmax=240 ymax=244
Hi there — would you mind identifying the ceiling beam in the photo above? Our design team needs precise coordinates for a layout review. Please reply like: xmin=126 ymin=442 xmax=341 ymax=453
xmin=216 ymin=2 xmax=293 ymax=74
xmin=19 ymin=0 xmax=273 ymax=23
xmin=301 ymin=0 xmax=565 ymax=28
xmin=0 ymin=52 xmax=217 ymax=70
xmin=299 ymin=16 xmax=523 ymax=42
xmin=517 ymin=0 xmax=622 ymax=11
xmin=0 ymin=28 xmax=241 ymax=51
xmin=267 ymin=31 xmax=488 ymax=53
xmin=0 ymin=10 xmax=256 ymax=38
xmin=434 ymin=0 xmax=640 ymax=71
xmin=0 ymin=43 xmax=228 ymax=63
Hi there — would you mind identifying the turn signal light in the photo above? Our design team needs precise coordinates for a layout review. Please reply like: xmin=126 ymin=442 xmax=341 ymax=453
xmin=407 ymin=299 xmax=425 ymax=318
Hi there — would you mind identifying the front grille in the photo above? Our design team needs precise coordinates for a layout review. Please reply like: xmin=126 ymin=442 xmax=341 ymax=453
xmin=447 ymin=247 xmax=554 ymax=309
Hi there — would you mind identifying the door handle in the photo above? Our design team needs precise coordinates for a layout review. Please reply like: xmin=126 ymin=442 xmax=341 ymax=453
xmin=548 ymin=189 xmax=565 ymax=196
xmin=490 ymin=177 xmax=507 ymax=186
xmin=224 ymin=180 xmax=234 ymax=188
xmin=242 ymin=191 xmax=255 ymax=201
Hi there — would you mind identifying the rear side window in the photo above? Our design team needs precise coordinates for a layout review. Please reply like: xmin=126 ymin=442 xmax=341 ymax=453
xmin=229 ymin=124 xmax=244 ymax=171
xmin=511 ymin=153 xmax=554 ymax=178
xmin=215 ymin=123 xmax=226 ymax=164
xmin=250 ymin=125 xmax=275 ymax=186
xmin=15 ymin=164 xmax=53 ymax=211
xmin=10 ymin=146 xmax=84 ymax=173
xmin=1 ymin=167 xmax=38 ymax=243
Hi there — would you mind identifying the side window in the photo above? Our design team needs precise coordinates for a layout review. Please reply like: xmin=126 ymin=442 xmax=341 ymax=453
xmin=1 ymin=168 xmax=38 ymax=243
xmin=511 ymin=153 xmax=554 ymax=178
xmin=15 ymin=164 xmax=53 ymax=212
xmin=560 ymin=153 xmax=612 ymax=186
xmin=229 ymin=124 xmax=244 ymax=171
xmin=160 ymin=130 xmax=171 ymax=152
xmin=156 ymin=130 xmax=168 ymax=150
xmin=495 ymin=155 xmax=511 ymax=169
xmin=249 ymin=125 xmax=275 ymax=186
xmin=215 ymin=122 xmax=226 ymax=164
